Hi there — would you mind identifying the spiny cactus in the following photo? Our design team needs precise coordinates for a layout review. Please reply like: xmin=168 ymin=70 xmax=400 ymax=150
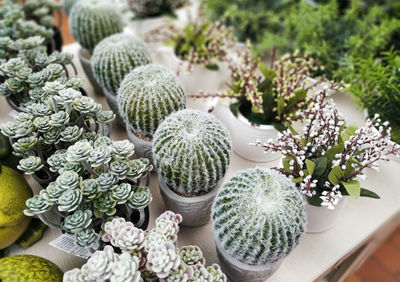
xmin=92 ymin=33 xmax=152 ymax=94
xmin=118 ymin=64 xmax=186 ymax=137
xmin=62 ymin=0 xmax=78 ymax=16
xmin=212 ymin=168 xmax=306 ymax=265
xmin=69 ymin=0 xmax=123 ymax=52
xmin=128 ymin=0 xmax=188 ymax=17
xmin=153 ymin=109 xmax=231 ymax=196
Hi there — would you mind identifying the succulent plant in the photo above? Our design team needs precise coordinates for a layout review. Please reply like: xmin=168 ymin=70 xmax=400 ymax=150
xmin=128 ymin=0 xmax=188 ymax=18
xmin=24 ymin=136 xmax=153 ymax=248
xmin=118 ymin=64 xmax=186 ymax=137
xmin=212 ymin=168 xmax=306 ymax=265
xmin=92 ymin=33 xmax=152 ymax=94
xmin=62 ymin=0 xmax=78 ymax=16
xmin=22 ymin=0 xmax=61 ymax=28
xmin=146 ymin=242 xmax=181 ymax=279
xmin=153 ymin=109 xmax=231 ymax=196
xmin=69 ymin=0 xmax=123 ymax=52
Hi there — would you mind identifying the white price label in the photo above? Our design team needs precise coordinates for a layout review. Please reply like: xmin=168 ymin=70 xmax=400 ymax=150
xmin=50 ymin=234 xmax=93 ymax=259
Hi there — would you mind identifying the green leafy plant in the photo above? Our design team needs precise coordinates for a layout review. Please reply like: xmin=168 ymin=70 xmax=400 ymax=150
xmin=24 ymin=136 xmax=153 ymax=248
xmin=128 ymin=0 xmax=188 ymax=18
xmin=256 ymin=95 xmax=400 ymax=208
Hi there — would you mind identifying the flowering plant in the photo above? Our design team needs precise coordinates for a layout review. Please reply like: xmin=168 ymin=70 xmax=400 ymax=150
xmin=24 ymin=136 xmax=153 ymax=248
xmin=64 ymin=211 xmax=226 ymax=281
xmin=255 ymin=95 xmax=400 ymax=209
xmin=190 ymin=43 xmax=343 ymax=131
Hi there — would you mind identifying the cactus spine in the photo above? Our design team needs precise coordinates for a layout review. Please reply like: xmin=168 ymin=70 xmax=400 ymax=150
xmin=212 ymin=168 xmax=306 ymax=265
xmin=153 ymin=109 xmax=232 ymax=196
xmin=118 ymin=64 xmax=186 ymax=137
xmin=92 ymin=33 xmax=152 ymax=94
xmin=69 ymin=0 xmax=123 ymax=52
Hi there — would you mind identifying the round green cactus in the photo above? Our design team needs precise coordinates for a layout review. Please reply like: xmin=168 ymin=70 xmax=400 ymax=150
xmin=212 ymin=168 xmax=306 ymax=265
xmin=118 ymin=64 xmax=186 ymax=137
xmin=92 ymin=33 xmax=152 ymax=94
xmin=69 ymin=0 xmax=123 ymax=52
xmin=153 ymin=109 xmax=231 ymax=196
xmin=128 ymin=0 xmax=188 ymax=17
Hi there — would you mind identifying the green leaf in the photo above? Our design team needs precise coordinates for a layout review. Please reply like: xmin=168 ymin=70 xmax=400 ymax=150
xmin=229 ymin=102 xmax=242 ymax=117
xmin=341 ymin=125 xmax=358 ymax=142
xmin=205 ymin=64 xmax=219 ymax=71
xmin=282 ymin=157 xmax=292 ymax=172
xmin=360 ymin=188 xmax=380 ymax=199
xmin=328 ymin=166 xmax=344 ymax=185
xmin=324 ymin=143 xmax=344 ymax=162
xmin=272 ymin=122 xmax=287 ymax=132
xmin=258 ymin=61 xmax=277 ymax=80
xmin=293 ymin=176 xmax=303 ymax=183
xmin=306 ymin=159 xmax=315 ymax=175
xmin=277 ymin=95 xmax=285 ymax=116
xmin=313 ymin=157 xmax=328 ymax=178
xmin=341 ymin=180 xmax=361 ymax=199
xmin=231 ymin=79 xmax=242 ymax=94
xmin=284 ymin=88 xmax=307 ymax=115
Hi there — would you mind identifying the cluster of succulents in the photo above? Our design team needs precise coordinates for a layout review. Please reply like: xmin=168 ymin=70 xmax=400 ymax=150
xmin=118 ymin=64 xmax=186 ymax=138
xmin=24 ymin=136 xmax=153 ymax=248
xmin=64 ymin=211 xmax=226 ymax=281
xmin=153 ymin=109 xmax=231 ymax=196
xmin=1 ymin=87 xmax=115 ymax=182
xmin=69 ymin=0 xmax=123 ymax=52
xmin=128 ymin=0 xmax=188 ymax=18
xmin=22 ymin=0 xmax=61 ymax=29
xmin=212 ymin=168 xmax=306 ymax=265
xmin=92 ymin=33 xmax=152 ymax=95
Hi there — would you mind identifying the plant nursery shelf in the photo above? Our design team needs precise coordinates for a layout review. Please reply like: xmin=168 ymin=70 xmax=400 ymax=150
xmin=4 ymin=43 xmax=400 ymax=282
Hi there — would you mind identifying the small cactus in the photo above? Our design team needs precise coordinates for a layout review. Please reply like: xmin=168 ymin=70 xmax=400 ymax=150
xmin=128 ymin=0 xmax=188 ymax=17
xmin=212 ymin=168 xmax=306 ymax=265
xmin=153 ymin=109 xmax=231 ymax=196
xmin=69 ymin=0 xmax=123 ymax=52
xmin=92 ymin=33 xmax=152 ymax=94
xmin=118 ymin=64 xmax=186 ymax=137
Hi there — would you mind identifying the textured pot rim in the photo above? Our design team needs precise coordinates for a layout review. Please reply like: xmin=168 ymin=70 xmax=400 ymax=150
xmin=158 ymin=173 xmax=220 ymax=203
xmin=125 ymin=122 xmax=153 ymax=145
xmin=214 ymin=235 xmax=283 ymax=272
xmin=78 ymin=47 xmax=91 ymax=62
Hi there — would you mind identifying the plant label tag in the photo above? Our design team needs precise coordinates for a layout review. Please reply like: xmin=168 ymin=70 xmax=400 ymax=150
xmin=50 ymin=234 xmax=92 ymax=259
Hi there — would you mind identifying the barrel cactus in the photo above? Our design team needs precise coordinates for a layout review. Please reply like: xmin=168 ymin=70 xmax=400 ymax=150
xmin=69 ymin=0 xmax=123 ymax=52
xmin=118 ymin=64 xmax=186 ymax=137
xmin=153 ymin=109 xmax=231 ymax=196
xmin=212 ymin=168 xmax=306 ymax=265
xmin=92 ymin=33 xmax=152 ymax=94
xmin=128 ymin=0 xmax=188 ymax=17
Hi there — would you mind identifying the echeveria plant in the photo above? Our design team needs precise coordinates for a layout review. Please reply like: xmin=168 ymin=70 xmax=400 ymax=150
xmin=255 ymin=94 xmax=400 ymax=209
xmin=64 ymin=211 xmax=226 ymax=281
xmin=24 ymin=136 xmax=153 ymax=248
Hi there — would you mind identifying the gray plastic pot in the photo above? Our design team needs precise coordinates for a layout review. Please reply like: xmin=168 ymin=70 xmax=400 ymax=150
xmin=158 ymin=174 xmax=219 ymax=227
xmin=103 ymin=87 xmax=124 ymax=125
xmin=126 ymin=123 xmax=154 ymax=165
xmin=215 ymin=238 xmax=283 ymax=282
xmin=78 ymin=48 xmax=104 ymax=96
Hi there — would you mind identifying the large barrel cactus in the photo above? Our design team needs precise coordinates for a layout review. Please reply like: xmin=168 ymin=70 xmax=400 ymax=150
xmin=128 ymin=0 xmax=188 ymax=17
xmin=118 ymin=64 xmax=186 ymax=137
xmin=212 ymin=168 xmax=306 ymax=265
xmin=69 ymin=0 xmax=123 ymax=52
xmin=153 ymin=109 xmax=232 ymax=196
xmin=92 ymin=33 xmax=152 ymax=94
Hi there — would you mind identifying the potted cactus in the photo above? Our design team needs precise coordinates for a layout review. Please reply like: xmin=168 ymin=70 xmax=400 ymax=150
xmin=24 ymin=136 xmax=153 ymax=250
xmin=118 ymin=64 xmax=186 ymax=162
xmin=1 ymin=87 xmax=115 ymax=186
xmin=92 ymin=33 xmax=152 ymax=117
xmin=212 ymin=168 xmax=306 ymax=281
xmin=69 ymin=0 xmax=123 ymax=96
xmin=256 ymin=95 xmax=400 ymax=232
xmin=64 ymin=211 xmax=227 ymax=281
xmin=153 ymin=109 xmax=232 ymax=226
xmin=191 ymin=43 xmax=342 ymax=162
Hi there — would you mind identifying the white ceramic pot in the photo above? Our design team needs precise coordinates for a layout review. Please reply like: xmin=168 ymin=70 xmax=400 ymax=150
xmin=78 ymin=48 xmax=104 ymax=96
xmin=212 ymin=100 xmax=280 ymax=163
xmin=158 ymin=174 xmax=219 ymax=227
xmin=125 ymin=123 xmax=154 ymax=165
xmin=215 ymin=238 xmax=283 ymax=282
xmin=305 ymin=197 xmax=348 ymax=233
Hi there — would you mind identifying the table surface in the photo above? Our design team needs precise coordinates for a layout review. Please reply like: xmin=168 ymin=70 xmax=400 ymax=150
xmin=4 ymin=43 xmax=400 ymax=282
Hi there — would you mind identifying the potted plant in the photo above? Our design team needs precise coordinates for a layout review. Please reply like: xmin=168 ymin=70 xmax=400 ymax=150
xmin=153 ymin=109 xmax=232 ymax=226
xmin=255 ymin=95 xmax=400 ymax=232
xmin=64 ymin=211 xmax=227 ymax=281
xmin=191 ymin=43 xmax=342 ymax=162
xmin=212 ymin=167 xmax=306 ymax=281
xmin=117 ymin=64 xmax=186 ymax=163
xmin=0 ymin=36 xmax=78 ymax=111
xmin=92 ymin=33 xmax=152 ymax=118
xmin=24 ymin=136 xmax=153 ymax=250
xmin=69 ymin=0 xmax=123 ymax=96
xmin=349 ymin=49 xmax=400 ymax=160
xmin=1 ymin=87 xmax=115 ymax=186
xmin=145 ymin=10 xmax=236 ymax=97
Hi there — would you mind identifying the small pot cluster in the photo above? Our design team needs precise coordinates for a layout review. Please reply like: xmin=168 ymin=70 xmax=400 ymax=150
xmin=63 ymin=211 xmax=226 ymax=282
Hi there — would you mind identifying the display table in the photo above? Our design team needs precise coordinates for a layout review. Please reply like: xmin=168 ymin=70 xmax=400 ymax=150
xmin=4 ymin=43 xmax=400 ymax=281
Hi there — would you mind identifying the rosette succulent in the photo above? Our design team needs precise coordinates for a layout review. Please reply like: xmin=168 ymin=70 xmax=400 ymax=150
xmin=212 ymin=168 xmax=306 ymax=265
xmin=92 ymin=33 xmax=152 ymax=94
xmin=24 ymin=136 xmax=153 ymax=248
xmin=153 ymin=109 xmax=231 ymax=196
xmin=118 ymin=64 xmax=186 ymax=138
xmin=69 ymin=0 xmax=123 ymax=52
